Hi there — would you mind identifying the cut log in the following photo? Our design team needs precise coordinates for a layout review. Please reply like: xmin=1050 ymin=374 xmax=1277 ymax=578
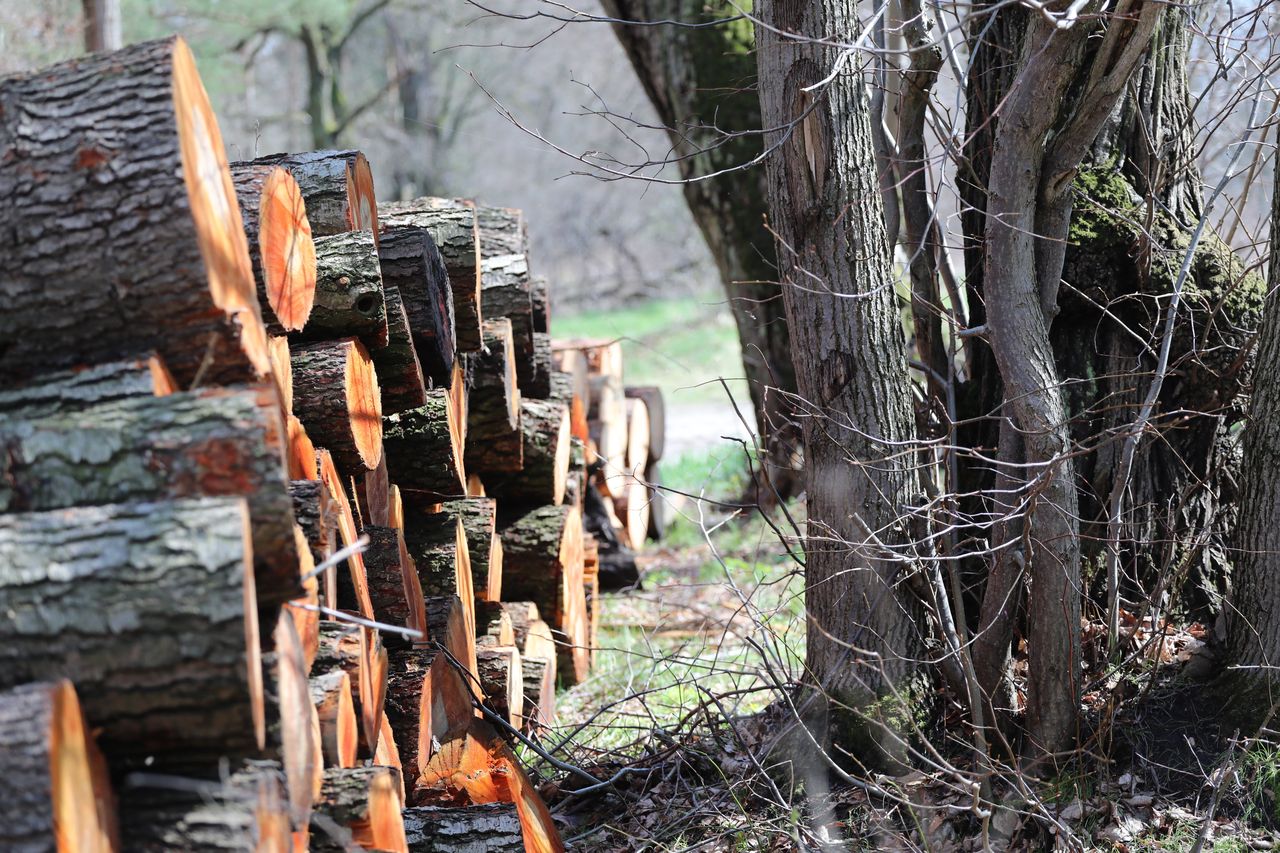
xmin=292 ymin=337 xmax=383 ymax=475
xmin=0 ymin=355 xmax=174 ymax=419
xmin=449 ymin=357 xmax=469 ymax=447
xmin=287 ymin=414 xmax=319 ymax=480
xmin=624 ymin=386 xmax=665 ymax=463
xmin=476 ymin=646 xmax=523 ymax=729
xmin=119 ymin=762 xmax=292 ymax=853
xmin=402 ymin=803 xmax=523 ymax=852
xmin=385 ymin=647 xmax=474 ymax=791
xmin=315 ymin=622 xmax=387 ymax=760
xmin=476 ymin=205 xmax=528 ymax=258
xmin=414 ymin=721 xmax=564 ymax=853
xmin=498 ymin=505 xmax=589 ymax=686
xmin=289 ymin=525 xmax=322 ymax=671
xmin=467 ymin=474 xmax=487 ymax=497
xmin=249 ymin=149 xmax=379 ymax=238
xmin=530 ymin=276 xmax=550 ymax=334
xmin=0 ymin=37 xmax=270 ymax=387
xmin=484 ymin=399 xmax=571 ymax=506
xmin=311 ymin=767 xmax=407 ymax=853
xmin=373 ymin=285 xmax=429 ymax=414
xmin=358 ymin=451 xmax=391 ymax=528
xmin=424 ymin=595 xmax=480 ymax=700
xmin=300 ymin=230 xmax=389 ymax=345
xmin=401 ymin=497 xmax=479 ymax=621
xmin=390 ymin=485 xmax=406 ymax=530
xmin=592 ymin=376 xmax=629 ymax=498
xmin=310 ymin=669 xmax=359 ymax=769
xmin=550 ymin=348 xmax=591 ymax=416
xmin=229 ymin=162 xmax=317 ymax=333
xmin=383 ymin=389 xmax=465 ymax=497
xmin=378 ymin=225 xmax=456 ymax=385
xmin=521 ymin=655 xmax=557 ymax=734
xmin=0 ymin=498 xmax=263 ymax=766
xmin=613 ymin=475 xmax=651 ymax=551
xmin=268 ymin=335 xmax=294 ymax=413
xmin=523 ymin=332 xmax=554 ymax=399
xmin=291 ymin=479 xmax=337 ymax=573
xmin=0 ymin=680 xmax=116 ymax=853
xmin=265 ymin=613 xmax=323 ymax=828
xmin=364 ymin=525 xmax=427 ymax=636
xmin=317 ymin=450 xmax=374 ymax=617
xmin=464 ymin=319 xmax=523 ymax=475
xmin=375 ymin=714 xmax=406 ymax=805
xmin=500 ymin=602 xmax=542 ymax=655
xmin=476 ymin=601 xmax=516 ymax=648
xmin=435 ymin=498 xmax=503 ymax=602
xmin=379 ymin=199 xmax=481 ymax=352
xmin=481 ymin=254 xmax=534 ymax=382
xmin=584 ymin=565 xmax=600 ymax=670
xmin=0 ymin=384 xmax=300 ymax=605
xmin=624 ymin=397 xmax=651 ymax=474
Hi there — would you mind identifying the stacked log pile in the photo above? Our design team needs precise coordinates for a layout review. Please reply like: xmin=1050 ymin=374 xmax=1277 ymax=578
xmin=0 ymin=37 xmax=659 ymax=853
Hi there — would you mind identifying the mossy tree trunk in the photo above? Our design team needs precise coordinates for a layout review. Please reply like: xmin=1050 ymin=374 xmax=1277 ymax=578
xmin=601 ymin=1 xmax=800 ymax=497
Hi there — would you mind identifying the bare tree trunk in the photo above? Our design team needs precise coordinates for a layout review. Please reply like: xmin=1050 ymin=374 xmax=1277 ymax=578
xmin=755 ymin=0 xmax=925 ymax=767
xmin=600 ymin=2 xmax=800 ymax=497
xmin=81 ymin=0 xmax=122 ymax=52
xmin=1227 ymin=134 xmax=1280 ymax=721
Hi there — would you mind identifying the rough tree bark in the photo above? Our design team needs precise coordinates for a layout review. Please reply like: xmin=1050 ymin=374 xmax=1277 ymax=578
xmin=755 ymin=0 xmax=925 ymax=767
xmin=601 ymin=1 xmax=800 ymax=496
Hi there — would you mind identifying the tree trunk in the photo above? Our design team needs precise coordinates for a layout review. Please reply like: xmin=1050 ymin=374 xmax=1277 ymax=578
xmin=0 ymin=384 xmax=300 ymax=605
xmin=755 ymin=0 xmax=925 ymax=767
xmin=0 ymin=680 xmax=116 ymax=853
xmin=0 ymin=498 xmax=265 ymax=768
xmin=0 ymin=37 xmax=270 ymax=387
xmin=1227 ymin=124 xmax=1280 ymax=716
xmin=229 ymin=163 xmax=317 ymax=333
xmin=380 ymin=199 xmax=483 ymax=352
xmin=600 ymin=2 xmax=799 ymax=496
xmin=378 ymin=225 xmax=457 ymax=385
xmin=82 ymin=0 xmax=122 ymax=52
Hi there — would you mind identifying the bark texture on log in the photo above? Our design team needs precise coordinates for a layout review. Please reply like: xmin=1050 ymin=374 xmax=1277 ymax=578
xmin=530 ymin=276 xmax=550 ymax=334
xmin=476 ymin=600 xmax=516 ymax=648
xmin=0 ymin=384 xmax=299 ymax=604
xmin=0 ymin=37 xmax=271 ymax=388
xmin=497 ymin=505 xmax=588 ymax=685
xmin=378 ymin=224 xmax=457 ymax=385
xmin=385 ymin=647 xmax=474 ymax=792
xmin=403 ymin=803 xmax=524 ymax=852
xmin=372 ymin=285 xmax=429 ymax=415
xmin=523 ymin=332 xmax=554 ymax=399
xmin=440 ymin=498 xmax=503 ymax=602
xmin=291 ymin=337 xmax=384 ymax=475
xmin=229 ymin=162 xmax=317 ymax=333
xmin=290 ymin=479 xmax=337 ymax=570
xmin=424 ymin=594 xmax=480 ymax=698
xmin=315 ymin=623 xmax=387 ymax=760
xmin=317 ymin=450 xmax=375 ymax=618
xmin=0 ymin=498 xmax=264 ymax=767
xmin=485 ymin=399 xmax=571 ymax=506
xmin=249 ymin=149 xmax=378 ymax=238
xmin=300 ymin=230 xmax=389 ymax=344
xmin=476 ymin=646 xmax=523 ymax=729
xmin=383 ymin=389 xmax=466 ymax=497
xmin=476 ymin=205 xmax=528 ymax=258
xmin=481 ymin=254 xmax=534 ymax=380
xmin=521 ymin=655 xmax=556 ymax=733
xmin=0 ymin=680 xmax=116 ymax=853
xmin=311 ymin=669 xmax=359 ymax=769
xmin=364 ymin=525 xmax=427 ymax=636
xmin=119 ymin=763 xmax=291 ymax=853
xmin=0 ymin=356 xmax=172 ymax=419
xmin=379 ymin=199 xmax=481 ymax=352
xmin=464 ymin=319 xmax=523 ymax=474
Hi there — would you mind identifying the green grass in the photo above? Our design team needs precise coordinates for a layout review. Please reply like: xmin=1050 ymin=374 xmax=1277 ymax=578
xmin=554 ymin=293 xmax=745 ymax=405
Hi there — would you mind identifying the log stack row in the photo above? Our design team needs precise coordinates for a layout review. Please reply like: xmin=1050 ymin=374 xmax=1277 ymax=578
xmin=551 ymin=340 xmax=664 ymax=587
xmin=0 ymin=36 xmax=660 ymax=853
